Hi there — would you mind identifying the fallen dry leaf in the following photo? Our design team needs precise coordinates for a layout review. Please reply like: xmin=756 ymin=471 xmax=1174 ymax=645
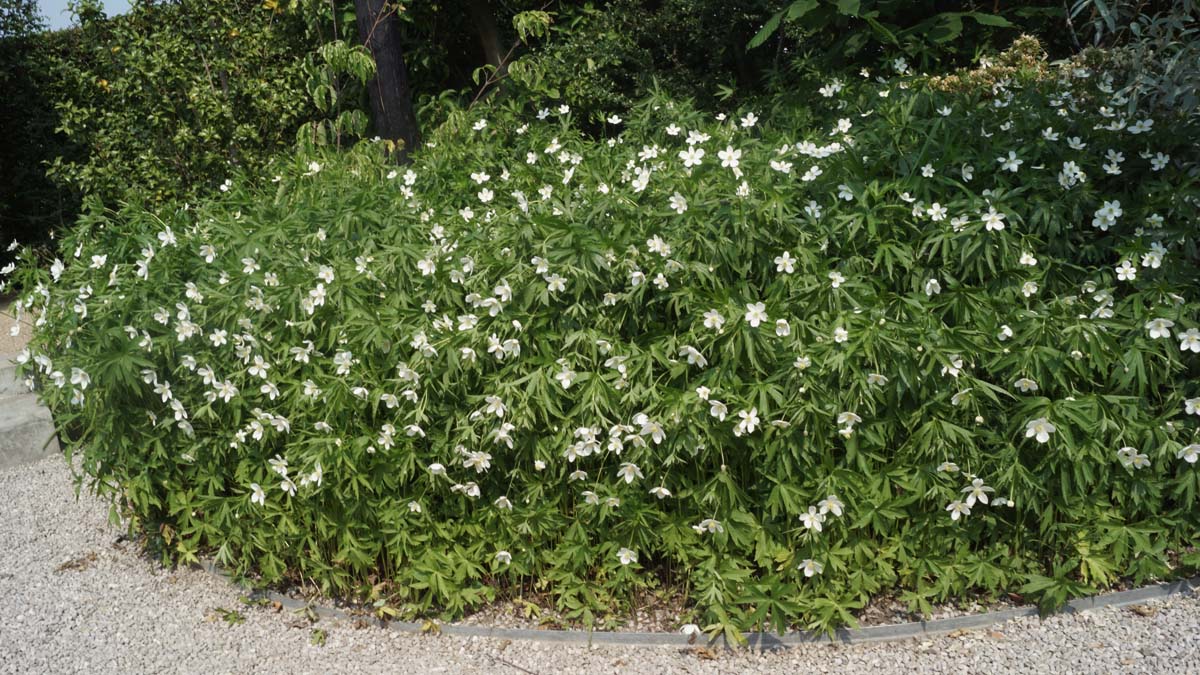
xmin=681 ymin=646 xmax=719 ymax=660
xmin=54 ymin=551 xmax=98 ymax=574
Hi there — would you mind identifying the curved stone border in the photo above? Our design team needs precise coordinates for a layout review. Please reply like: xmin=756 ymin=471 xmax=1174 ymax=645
xmin=197 ymin=560 xmax=1199 ymax=649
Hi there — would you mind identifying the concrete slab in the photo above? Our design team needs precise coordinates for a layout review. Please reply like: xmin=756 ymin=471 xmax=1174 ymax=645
xmin=0 ymin=359 xmax=33 ymax=397
xmin=0 ymin=394 xmax=59 ymax=469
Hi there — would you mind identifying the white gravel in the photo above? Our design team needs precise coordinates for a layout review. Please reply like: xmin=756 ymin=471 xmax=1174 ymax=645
xmin=2 ymin=455 xmax=1198 ymax=675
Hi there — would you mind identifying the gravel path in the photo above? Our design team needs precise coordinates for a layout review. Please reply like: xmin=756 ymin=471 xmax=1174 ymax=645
xmin=2 ymin=455 xmax=1198 ymax=674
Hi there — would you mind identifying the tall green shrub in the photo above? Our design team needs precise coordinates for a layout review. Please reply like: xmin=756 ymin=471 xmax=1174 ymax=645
xmin=45 ymin=0 xmax=318 ymax=207
xmin=0 ymin=1 xmax=79 ymax=265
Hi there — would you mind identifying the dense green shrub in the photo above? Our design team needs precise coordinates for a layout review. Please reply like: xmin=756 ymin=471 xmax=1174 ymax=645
xmin=44 ymin=0 xmax=318 ymax=208
xmin=6 ymin=46 xmax=1200 ymax=636
xmin=0 ymin=1 xmax=80 ymax=267
xmin=1068 ymin=0 xmax=1200 ymax=118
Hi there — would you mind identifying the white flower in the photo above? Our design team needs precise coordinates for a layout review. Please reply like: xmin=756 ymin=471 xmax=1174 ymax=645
xmin=678 ymin=345 xmax=708 ymax=367
xmin=417 ymin=257 xmax=436 ymax=276
xmin=495 ymin=550 xmax=512 ymax=565
xmin=464 ymin=451 xmax=493 ymax=473
xmin=1177 ymin=443 xmax=1200 ymax=464
xmin=799 ymin=558 xmax=824 ymax=577
xmin=555 ymin=366 xmax=577 ymax=389
xmin=733 ymin=408 xmax=759 ymax=436
xmin=649 ymin=486 xmax=672 ymax=499
xmin=703 ymin=309 xmax=725 ymax=330
xmin=997 ymin=151 xmax=1023 ymax=172
xmin=775 ymin=251 xmax=795 ymax=274
xmin=817 ymin=495 xmax=844 ymax=517
xmin=157 ymin=227 xmax=177 ymax=247
xmin=1128 ymin=118 xmax=1153 ymax=134
xmin=799 ymin=506 xmax=825 ymax=532
xmin=709 ymin=400 xmax=728 ymax=421
xmin=484 ymin=395 xmax=506 ymax=417
xmin=545 ymin=273 xmax=566 ymax=293
xmin=1092 ymin=200 xmax=1123 ymax=230
xmin=1145 ymin=318 xmax=1175 ymax=339
xmin=668 ymin=192 xmax=688 ymax=214
xmin=693 ymin=518 xmax=723 ymax=534
xmin=938 ymin=461 xmax=960 ymax=473
xmin=1025 ymin=417 xmax=1056 ymax=444
xmin=617 ymin=462 xmax=644 ymax=484
xmin=249 ymin=483 xmax=266 ymax=506
xmin=1178 ymin=328 xmax=1200 ymax=353
xmin=924 ymin=278 xmax=941 ymax=296
xmin=982 ymin=207 xmax=1006 ymax=231
xmin=744 ymin=302 xmax=768 ymax=328
xmin=617 ymin=548 xmax=638 ymax=565
xmin=774 ymin=319 xmax=791 ymax=337
xmin=962 ymin=478 xmax=993 ymax=506
xmin=740 ymin=112 xmax=758 ymax=128
xmin=1013 ymin=378 xmax=1038 ymax=393
xmin=829 ymin=271 xmax=845 ymax=288
xmin=718 ymin=146 xmax=741 ymax=169
xmin=1117 ymin=446 xmax=1146 ymax=468
xmin=1115 ymin=260 xmax=1137 ymax=281
xmin=678 ymin=147 xmax=705 ymax=167
xmin=1185 ymin=397 xmax=1200 ymax=416
xmin=833 ymin=326 xmax=849 ymax=343
xmin=946 ymin=500 xmax=971 ymax=521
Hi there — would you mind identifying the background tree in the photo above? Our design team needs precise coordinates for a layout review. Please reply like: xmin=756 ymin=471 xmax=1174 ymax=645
xmin=353 ymin=0 xmax=420 ymax=160
xmin=0 ymin=0 xmax=76 ymax=267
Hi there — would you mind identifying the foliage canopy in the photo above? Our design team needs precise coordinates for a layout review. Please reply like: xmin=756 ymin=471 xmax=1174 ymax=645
xmin=8 ymin=48 xmax=1200 ymax=634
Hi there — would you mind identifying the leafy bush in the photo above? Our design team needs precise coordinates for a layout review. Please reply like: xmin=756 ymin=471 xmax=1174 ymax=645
xmin=0 ymin=1 xmax=80 ymax=266
xmin=45 ymin=0 xmax=318 ymax=207
xmin=6 ymin=45 xmax=1200 ymax=636
xmin=1067 ymin=0 xmax=1200 ymax=118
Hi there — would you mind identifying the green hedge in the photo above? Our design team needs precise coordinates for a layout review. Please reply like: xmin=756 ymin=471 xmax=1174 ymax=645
xmin=7 ymin=49 xmax=1200 ymax=636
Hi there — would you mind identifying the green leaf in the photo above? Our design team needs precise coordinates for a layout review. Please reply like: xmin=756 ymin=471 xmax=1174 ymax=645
xmin=863 ymin=16 xmax=899 ymax=45
xmin=965 ymin=12 xmax=1013 ymax=27
xmin=836 ymin=0 xmax=861 ymax=16
xmin=747 ymin=0 xmax=818 ymax=49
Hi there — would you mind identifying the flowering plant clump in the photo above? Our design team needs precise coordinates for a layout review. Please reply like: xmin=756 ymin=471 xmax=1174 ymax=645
xmin=4 ymin=53 xmax=1200 ymax=636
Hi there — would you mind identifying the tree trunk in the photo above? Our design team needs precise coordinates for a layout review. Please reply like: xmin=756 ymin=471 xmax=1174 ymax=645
xmin=354 ymin=0 xmax=420 ymax=161
xmin=465 ymin=0 xmax=503 ymax=69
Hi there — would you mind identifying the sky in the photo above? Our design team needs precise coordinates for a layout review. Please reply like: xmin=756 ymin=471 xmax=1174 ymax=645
xmin=38 ymin=0 xmax=131 ymax=31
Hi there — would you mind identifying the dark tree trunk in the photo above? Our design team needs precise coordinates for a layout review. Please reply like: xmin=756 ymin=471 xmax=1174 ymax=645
xmin=466 ymin=0 xmax=503 ymax=68
xmin=354 ymin=0 xmax=421 ymax=161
